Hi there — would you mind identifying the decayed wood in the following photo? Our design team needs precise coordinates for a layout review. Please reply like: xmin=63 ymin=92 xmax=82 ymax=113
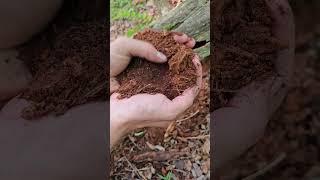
xmin=151 ymin=0 xmax=210 ymax=59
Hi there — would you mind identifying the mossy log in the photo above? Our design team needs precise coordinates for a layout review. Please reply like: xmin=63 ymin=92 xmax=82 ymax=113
xmin=151 ymin=0 xmax=210 ymax=60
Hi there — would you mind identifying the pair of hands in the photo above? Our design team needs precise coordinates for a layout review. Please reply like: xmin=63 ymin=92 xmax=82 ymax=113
xmin=110 ymin=34 xmax=203 ymax=147
xmin=0 ymin=0 xmax=294 ymax=177
xmin=110 ymin=0 xmax=295 ymax=171
xmin=213 ymin=0 xmax=295 ymax=171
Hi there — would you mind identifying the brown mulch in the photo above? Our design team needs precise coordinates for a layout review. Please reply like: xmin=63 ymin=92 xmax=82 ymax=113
xmin=116 ymin=29 xmax=197 ymax=100
xmin=17 ymin=1 xmax=107 ymax=120
xmin=211 ymin=0 xmax=282 ymax=110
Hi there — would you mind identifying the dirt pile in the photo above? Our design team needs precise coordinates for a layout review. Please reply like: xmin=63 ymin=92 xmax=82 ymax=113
xmin=211 ymin=0 xmax=282 ymax=110
xmin=19 ymin=21 xmax=107 ymax=120
xmin=116 ymin=29 xmax=197 ymax=100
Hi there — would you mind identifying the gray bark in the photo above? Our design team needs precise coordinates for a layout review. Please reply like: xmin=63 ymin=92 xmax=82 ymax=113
xmin=151 ymin=0 xmax=210 ymax=60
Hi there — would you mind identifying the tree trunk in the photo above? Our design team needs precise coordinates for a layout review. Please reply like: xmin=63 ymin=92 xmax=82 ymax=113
xmin=151 ymin=0 xmax=210 ymax=60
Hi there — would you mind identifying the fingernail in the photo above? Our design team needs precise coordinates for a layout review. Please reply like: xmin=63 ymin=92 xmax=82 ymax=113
xmin=156 ymin=51 xmax=167 ymax=62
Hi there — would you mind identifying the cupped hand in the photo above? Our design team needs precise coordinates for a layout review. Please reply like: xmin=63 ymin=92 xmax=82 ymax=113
xmin=213 ymin=0 xmax=295 ymax=170
xmin=110 ymin=33 xmax=202 ymax=130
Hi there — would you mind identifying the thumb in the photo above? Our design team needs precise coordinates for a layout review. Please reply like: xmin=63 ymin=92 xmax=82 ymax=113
xmin=110 ymin=77 xmax=120 ymax=94
xmin=113 ymin=37 xmax=167 ymax=63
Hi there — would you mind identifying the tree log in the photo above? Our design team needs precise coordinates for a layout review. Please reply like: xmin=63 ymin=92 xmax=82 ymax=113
xmin=151 ymin=0 xmax=210 ymax=60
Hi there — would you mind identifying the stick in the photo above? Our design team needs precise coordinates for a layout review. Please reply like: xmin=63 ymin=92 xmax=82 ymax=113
xmin=242 ymin=152 xmax=286 ymax=180
xmin=176 ymin=110 xmax=200 ymax=123
xmin=124 ymin=157 xmax=147 ymax=180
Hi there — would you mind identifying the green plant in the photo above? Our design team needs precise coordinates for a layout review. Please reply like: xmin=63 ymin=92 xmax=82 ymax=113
xmin=158 ymin=171 xmax=174 ymax=180
xmin=126 ymin=23 xmax=148 ymax=37
xmin=134 ymin=130 xmax=145 ymax=137
xmin=111 ymin=0 xmax=154 ymax=37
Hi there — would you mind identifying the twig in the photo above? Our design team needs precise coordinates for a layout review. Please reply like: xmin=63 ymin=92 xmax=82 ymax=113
xmin=242 ymin=152 xmax=286 ymax=180
xmin=176 ymin=110 xmax=200 ymax=123
xmin=174 ymin=168 xmax=187 ymax=174
xmin=128 ymin=135 xmax=142 ymax=151
xmin=124 ymin=167 xmax=152 ymax=173
xmin=177 ymin=135 xmax=209 ymax=141
xmin=164 ymin=121 xmax=177 ymax=139
xmin=124 ymin=157 xmax=147 ymax=180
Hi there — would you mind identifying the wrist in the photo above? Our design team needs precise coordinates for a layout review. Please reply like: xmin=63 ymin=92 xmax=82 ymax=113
xmin=110 ymin=109 xmax=133 ymax=148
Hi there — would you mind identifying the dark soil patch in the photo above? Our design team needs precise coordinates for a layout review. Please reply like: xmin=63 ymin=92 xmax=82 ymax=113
xmin=211 ymin=0 xmax=282 ymax=110
xmin=18 ymin=1 xmax=107 ymax=120
xmin=116 ymin=29 xmax=197 ymax=100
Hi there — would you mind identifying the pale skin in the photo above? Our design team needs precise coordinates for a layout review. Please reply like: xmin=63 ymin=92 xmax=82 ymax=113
xmin=109 ymin=35 xmax=203 ymax=147
xmin=0 ymin=34 xmax=202 ymax=179
xmin=0 ymin=3 xmax=202 ymax=176
xmin=0 ymin=0 xmax=294 ymax=178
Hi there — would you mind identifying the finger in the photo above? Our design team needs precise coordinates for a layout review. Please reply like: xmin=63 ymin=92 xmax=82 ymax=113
xmin=173 ymin=34 xmax=196 ymax=48
xmin=185 ymin=38 xmax=196 ymax=48
xmin=192 ymin=55 xmax=203 ymax=88
xmin=115 ymin=37 xmax=167 ymax=63
xmin=267 ymin=76 xmax=288 ymax=116
xmin=169 ymin=87 xmax=198 ymax=115
xmin=173 ymin=34 xmax=189 ymax=44
xmin=0 ymin=49 xmax=32 ymax=101
xmin=1 ymin=98 xmax=30 ymax=121
xmin=110 ymin=93 xmax=121 ymax=100
xmin=265 ymin=0 xmax=295 ymax=82
xmin=110 ymin=77 xmax=120 ymax=94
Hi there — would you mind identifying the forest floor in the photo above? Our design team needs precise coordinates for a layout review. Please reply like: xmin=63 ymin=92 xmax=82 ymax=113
xmin=111 ymin=0 xmax=320 ymax=179
xmin=110 ymin=0 xmax=210 ymax=180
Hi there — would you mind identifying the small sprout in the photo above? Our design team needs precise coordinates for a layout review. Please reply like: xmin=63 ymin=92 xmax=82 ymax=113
xmin=158 ymin=171 xmax=174 ymax=180
xmin=134 ymin=131 xmax=145 ymax=137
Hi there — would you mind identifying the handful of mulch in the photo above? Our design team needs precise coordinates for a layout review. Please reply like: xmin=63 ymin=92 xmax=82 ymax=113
xmin=20 ymin=21 xmax=107 ymax=120
xmin=116 ymin=29 xmax=198 ymax=100
xmin=211 ymin=0 xmax=285 ymax=110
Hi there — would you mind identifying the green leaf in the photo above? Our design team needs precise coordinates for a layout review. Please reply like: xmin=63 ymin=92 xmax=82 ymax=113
xmin=134 ymin=131 xmax=145 ymax=137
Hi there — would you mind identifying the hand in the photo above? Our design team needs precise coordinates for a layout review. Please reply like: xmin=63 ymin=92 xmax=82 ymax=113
xmin=110 ymin=34 xmax=202 ymax=147
xmin=110 ymin=34 xmax=197 ymax=93
xmin=0 ymin=98 xmax=107 ymax=179
xmin=213 ymin=0 xmax=295 ymax=170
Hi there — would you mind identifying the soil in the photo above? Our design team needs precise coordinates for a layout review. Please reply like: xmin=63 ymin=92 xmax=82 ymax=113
xmin=116 ymin=29 xmax=197 ymax=100
xmin=18 ymin=1 xmax=107 ymax=120
xmin=211 ymin=0 xmax=282 ymax=110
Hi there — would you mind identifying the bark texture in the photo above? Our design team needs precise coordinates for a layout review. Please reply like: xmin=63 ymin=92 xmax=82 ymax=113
xmin=151 ymin=0 xmax=210 ymax=59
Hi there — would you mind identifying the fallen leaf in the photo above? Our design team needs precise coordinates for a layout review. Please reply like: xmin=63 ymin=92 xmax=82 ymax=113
xmin=202 ymin=138 xmax=210 ymax=155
